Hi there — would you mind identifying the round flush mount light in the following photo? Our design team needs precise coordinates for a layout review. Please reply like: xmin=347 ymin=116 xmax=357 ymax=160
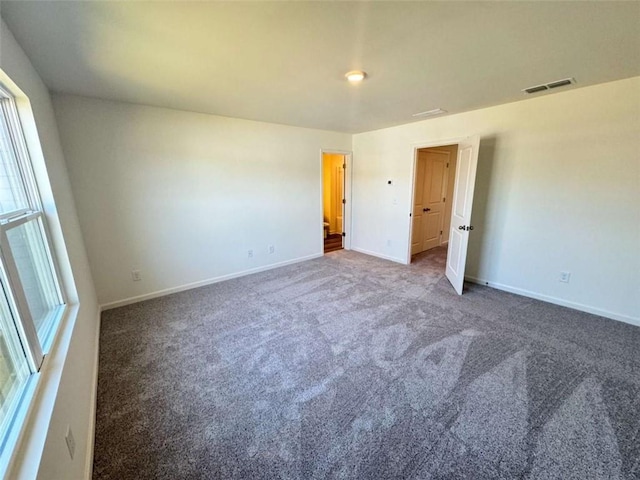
xmin=345 ymin=70 xmax=367 ymax=83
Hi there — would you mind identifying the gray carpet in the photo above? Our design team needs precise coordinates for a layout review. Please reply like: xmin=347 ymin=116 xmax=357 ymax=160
xmin=94 ymin=248 xmax=640 ymax=479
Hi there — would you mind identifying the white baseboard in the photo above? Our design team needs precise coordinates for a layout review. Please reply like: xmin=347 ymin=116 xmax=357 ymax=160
xmin=350 ymin=247 xmax=406 ymax=265
xmin=465 ymin=275 xmax=640 ymax=327
xmin=84 ymin=312 xmax=101 ymax=479
xmin=100 ymin=253 xmax=324 ymax=311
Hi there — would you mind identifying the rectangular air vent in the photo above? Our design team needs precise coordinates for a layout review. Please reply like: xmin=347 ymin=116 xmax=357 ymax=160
xmin=523 ymin=85 xmax=548 ymax=94
xmin=523 ymin=77 xmax=575 ymax=95
xmin=412 ymin=108 xmax=447 ymax=117
xmin=547 ymin=78 xmax=574 ymax=89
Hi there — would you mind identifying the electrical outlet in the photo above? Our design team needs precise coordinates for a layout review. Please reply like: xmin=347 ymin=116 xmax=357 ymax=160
xmin=248 ymin=249 xmax=253 ymax=258
xmin=65 ymin=425 xmax=75 ymax=460
xmin=559 ymin=271 xmax=571 ymax=283
xmin=131 ymin=269 xmax=142 ymax=282
xmin=268 ymin=245 xmax=275 ymax=254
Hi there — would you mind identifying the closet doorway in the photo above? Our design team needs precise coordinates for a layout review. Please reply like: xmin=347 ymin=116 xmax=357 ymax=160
xmin=411 ymin=144 xmax=458 ymax=256
xmin=322 ymin=153 xmax=346 ymax=253
xmin=408 ymin=136 xmax=481 ymax=295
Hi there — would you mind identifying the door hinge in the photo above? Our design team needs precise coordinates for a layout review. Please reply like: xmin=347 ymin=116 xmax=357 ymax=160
xmin=446 ymin=163 xmax=449 ymax=168
xmin=342 ymin=232 xmax=346 ymax=237
xmin=443 ymin=197 xmax=446 ymax=202
xmin=440 ymin=230 xmax=443 ymax=235
xmin=342 ymin=198 xmax=346 ymax=204
xmin=343 ymin=164 xmax=346 ymax=169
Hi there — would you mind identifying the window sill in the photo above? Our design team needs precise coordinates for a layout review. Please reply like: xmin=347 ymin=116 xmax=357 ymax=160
xmin=1 ymin=303 xmax=80 ymax=479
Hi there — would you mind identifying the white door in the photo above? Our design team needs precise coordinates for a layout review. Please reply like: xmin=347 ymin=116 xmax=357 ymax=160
xmin=446 ymin=135 xmax=480 ymax=295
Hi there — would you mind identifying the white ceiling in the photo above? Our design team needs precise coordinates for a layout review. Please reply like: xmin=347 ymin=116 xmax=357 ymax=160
xmin=1 ymin=1 xmax=639 ymax=133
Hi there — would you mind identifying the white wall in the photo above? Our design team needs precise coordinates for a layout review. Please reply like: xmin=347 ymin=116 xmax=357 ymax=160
xmin=52 ymin=95 xmax=352 ymax=307
xmin=1 ymin=8 xmax=634 ymax=478
xmin=352 ymin=77 xmax=640 ymax=325
xmin=0 ymin=20 xmax=100 ymax=480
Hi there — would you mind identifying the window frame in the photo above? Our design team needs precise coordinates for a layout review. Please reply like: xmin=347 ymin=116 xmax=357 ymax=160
xmin=0 ymin=82 xmax=67 ymax=465
xmin=0 ymin=85 xmax=66 ymax=310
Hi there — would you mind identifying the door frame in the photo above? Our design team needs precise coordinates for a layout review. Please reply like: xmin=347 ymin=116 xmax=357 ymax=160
xmin=406 ymin=137 xmax=466 ymax=265
xmin=320 ymin=149 xmax=353 ymax=253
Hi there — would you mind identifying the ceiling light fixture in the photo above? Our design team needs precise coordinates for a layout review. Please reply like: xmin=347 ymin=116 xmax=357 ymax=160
xmin=412 ymin=108 xmax=447 ymax=117
xmin=345 ymin=70 xmax=366 ymax=83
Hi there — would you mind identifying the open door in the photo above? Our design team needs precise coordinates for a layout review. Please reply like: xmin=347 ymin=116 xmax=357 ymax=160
xmin=445 ymin=135 xmax=480 ymax=294
xmin=323 ymin=153 xmax=346 ymax=253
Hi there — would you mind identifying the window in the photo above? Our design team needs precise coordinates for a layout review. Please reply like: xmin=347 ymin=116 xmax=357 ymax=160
xmin=0 ymin=84 xmax=64 ymax=451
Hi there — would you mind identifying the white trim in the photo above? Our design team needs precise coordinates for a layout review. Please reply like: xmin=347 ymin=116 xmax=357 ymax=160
xmin=0 ymin=230 xmax=43 ymax=369
xmin=350 ymin=247 xmax=406 ymax=265
xmin=100 ymin=253 xmax=323 ymax=311
xmin=320 ymin=149 xmax=353 ymax=252
xmin=0 ymin=376 xmax=36 ymax=479
xmin=410 ymin=137 xmax=468 ymax=150
xmin=465 ymin=275 xmax=640 ymax=327
xmin=406 ymin=137 xmax=467 ymax=265
xmin=83 ymin=311 xmax=100 ymax=480
xmin=0 ymin=208 xmax=31 ymax=223
xmin=4 ymin=305 xmax=79 ymax=480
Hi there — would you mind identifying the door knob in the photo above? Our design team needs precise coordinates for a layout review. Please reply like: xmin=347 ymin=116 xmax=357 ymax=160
xmin=423 ymin=208 xmax=431 ymax=212
xmin=458 ymin=225 xmax=465 ymax=230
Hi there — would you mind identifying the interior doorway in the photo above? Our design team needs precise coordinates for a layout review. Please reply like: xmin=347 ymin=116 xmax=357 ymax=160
xmin=408 ymin=136 xmax=480 ymax=294
xmin=322 ymin=153 xmax=346 ymax=253
xmin=411 ymin=144 xmax=458 ymax=256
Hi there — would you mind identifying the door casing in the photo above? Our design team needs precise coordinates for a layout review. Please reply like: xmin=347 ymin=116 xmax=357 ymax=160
xmin=406 ymin=136 xmax=480 ymax=294
xmin=320 ymin=149 xmax=352 ymax=253
xmin=411 ymin=148 xmax=451 ymax=255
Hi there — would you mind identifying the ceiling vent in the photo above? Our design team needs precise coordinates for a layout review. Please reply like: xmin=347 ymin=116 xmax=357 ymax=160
xmin=522 ymin=78 xmax=575 ymax=95
xmin=412 ymin=108 xmax=447 ymax=117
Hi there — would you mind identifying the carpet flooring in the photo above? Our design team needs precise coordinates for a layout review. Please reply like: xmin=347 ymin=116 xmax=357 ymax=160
xmin=94 ymin=247 xmax=640 ymax=479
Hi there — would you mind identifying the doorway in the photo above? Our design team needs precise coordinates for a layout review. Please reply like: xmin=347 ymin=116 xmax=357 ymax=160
xmin=322 ymin=153 xmax=346 ymax=253
xmin=408 ymin=136 xmax=480 ymax=294
xmin=411 ymin=144 xmax=458 ymax=256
